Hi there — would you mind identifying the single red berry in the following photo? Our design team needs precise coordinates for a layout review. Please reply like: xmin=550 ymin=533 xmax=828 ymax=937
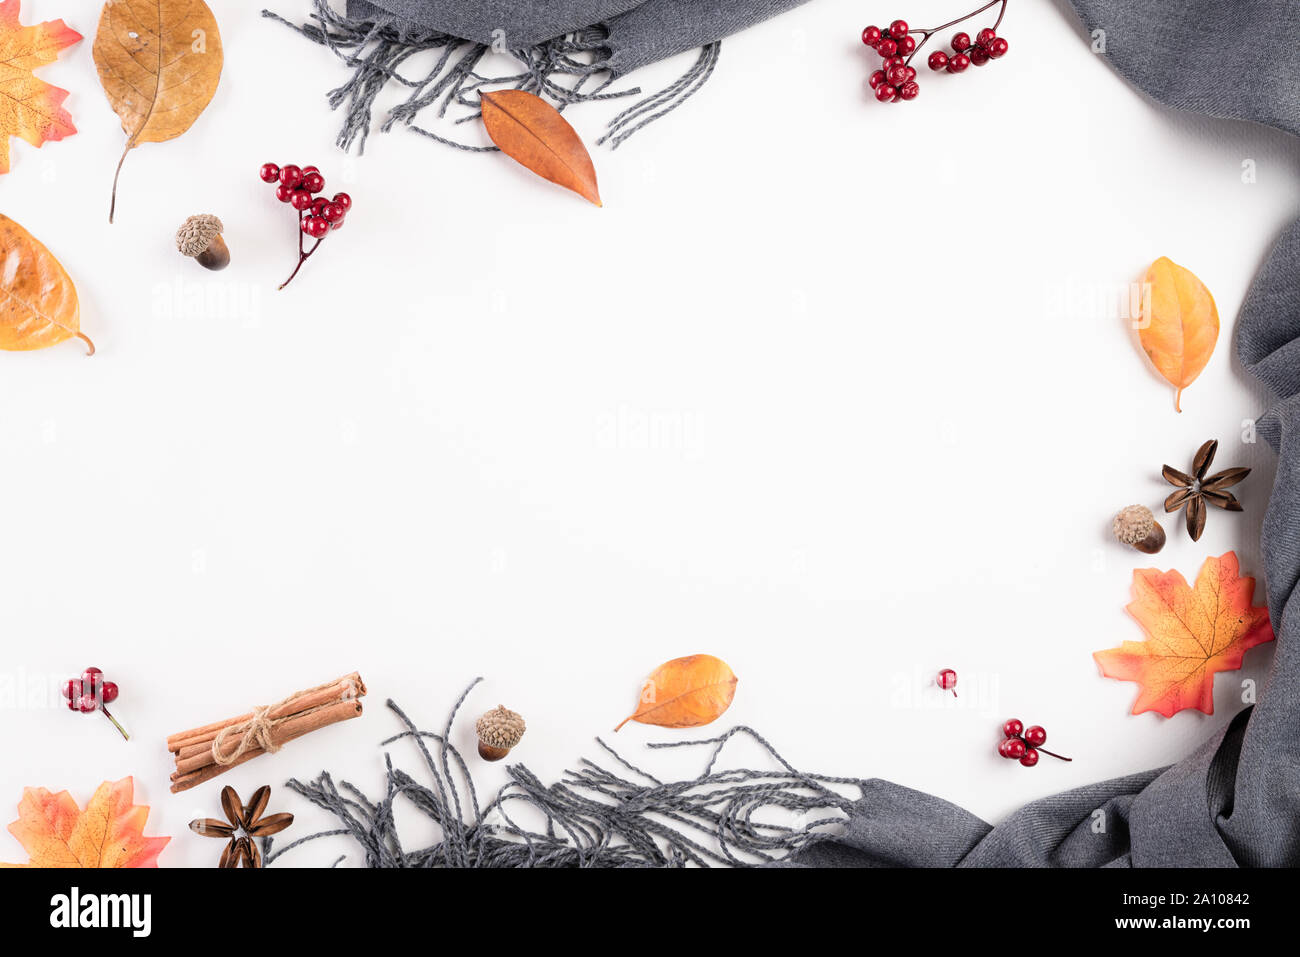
xmin=303 ymin=171 xmax=326 ymax=194
xmin=321 ymin=203 xmax=345 ymax=223
xmin=77 ymin=695 xmax=97 ymax=714
xmin=259 ymin=163 xmax=280 ymax=184
xmin=988 ymin=37 xmax=1009 ymax=58
xmin=900 ymin=80 xmax=919 ymax=100
xmin=889 ymin=19 xmax=909 ymax=38
xmin=62 ymin=679 xmax=81 ymax=700
xmin=874 ymin=83 xmax=897 ymax=103
xmin=275 ymin=184 xmax=295 ymax=203
xmin=936 ymin=668 xmax=958 ymax=696
xmin=279 ymin=165 xmax=303 ymax=189
xmin=970 ymin=46 xmax=990 ymax=66
xmin=1020 ymin=749 xmax=1040 ymax=768
xmin=868 ymin=69 xmax=886 ymax=89
xmin=886 ymin=65 xmax=909 ymax=86
xmin=101 ymin=681 xmax=119 ymax=704
xmin=903 ymin=66 xmax=917 ymax=81
xmin=997 ymin=739 xmax=1014 ymax=758
xmin=862 ymin=25 xmax=881 ymax=47
xmin=1002 ymin=718 xmax=1023 ymax=739
xmin=302 ymin=165 xmax=320 ymax=175
xmin=877 ymin=38 xmax=897 ymax=58
xmin=333 ymin=192 xmax=352 ymax=212
xmin=291 ymin=190 xmax=315 ymax=211
xmin=1024 ymin=725 xmax=1047 ymax=747
xmin=952 ymin=32 xmax=971 ymax=52
xmin=928 ymin=51 xmax=949 ymax=71
xmin=882 ymin=55 xmax=905 ymax=71
xmin=305 ymin=216 xmax=331 ymax=239
xmin=82 ymin=668 xmax=103 ymax=693
xmin=329 ymin=219 xmax=345 ymax=231
xmin=977 ymin=27 xmax=997 ymax=46
xmin=1003 ymin=738 xmax=1026 ymax=759
xmin=947 ymin=53 xmax=970 ymax=73
xmin=897 ymin=36 xmax=916 ymax=55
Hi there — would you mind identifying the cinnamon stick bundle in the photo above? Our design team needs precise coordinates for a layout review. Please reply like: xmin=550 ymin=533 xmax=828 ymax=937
xmin=167 ymin=673 xmax=366 ymax=793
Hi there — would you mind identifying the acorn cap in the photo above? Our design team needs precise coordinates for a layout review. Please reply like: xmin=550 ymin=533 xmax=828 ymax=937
xmin=176 ymin=214 xmax=224 ymax=257
xmin=1113 ymin=504 xmax=1156 ymax=545
xmin=475 ymin=705 xmax=525 ymax=750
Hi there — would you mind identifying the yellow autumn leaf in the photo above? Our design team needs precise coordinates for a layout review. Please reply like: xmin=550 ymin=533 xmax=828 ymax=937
xmin=615 ymin=654 xmax=738 ymax=731
xmin=1137 ymin=257 xmax=1219 ymax=412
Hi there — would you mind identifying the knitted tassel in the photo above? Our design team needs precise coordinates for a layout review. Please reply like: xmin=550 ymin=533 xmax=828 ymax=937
xmin=263 ymin=0 xmax=719 ymax=153
xmin=263 ymin=680 xmax=860 ymax=868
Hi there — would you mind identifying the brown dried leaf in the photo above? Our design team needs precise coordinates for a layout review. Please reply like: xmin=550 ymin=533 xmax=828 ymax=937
xmin=1162 ymin=465 xmax=1192 ymax=488
xmin=0 ymin=214 xmax=92 ymax=354
xmin=480 ymin=89 xmax=601 ymax=207
xmin=1204 ymin=490 xmax=1243 ymax=511
xmin=615 ymin=654 xmax=738 ymax=732
xmin=220 ymin=786 xmax=243 ymax=829
xmin=1192 ymin=439 xmax=1218 ymax=480
xmin=93 ymin=0 xmax=223 ymax=222
xmin=1164 ymin=487 xmax=1195 ymax=512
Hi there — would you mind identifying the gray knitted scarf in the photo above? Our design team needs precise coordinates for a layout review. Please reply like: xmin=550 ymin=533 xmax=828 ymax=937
xmin=268 ymin=0 xmax=1300 ymax=867
xmin=264 ymin=0 xmax=810 ymax=152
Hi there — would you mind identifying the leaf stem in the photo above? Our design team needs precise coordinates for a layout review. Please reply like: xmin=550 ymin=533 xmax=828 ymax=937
xmin=75 ymin=332 xmax=95 ymax=356
xmin=109 ymin=141 xmax=132 ymax=225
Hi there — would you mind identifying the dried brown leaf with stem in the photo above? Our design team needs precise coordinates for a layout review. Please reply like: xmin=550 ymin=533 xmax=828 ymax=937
xmin=480 ymin=89 xmax=602 ymax=206
xmin=93 ymin=0 xmax=223 ymax=223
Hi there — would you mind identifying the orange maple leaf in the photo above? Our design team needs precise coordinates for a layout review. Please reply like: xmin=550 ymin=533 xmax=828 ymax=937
xmin=1094 ymin=551 xmax=1274 ymax=717
xmin=0 ymin=0 xmax=81 ymax=175
xmin=0 ymin=777 xmax=169 ymax=868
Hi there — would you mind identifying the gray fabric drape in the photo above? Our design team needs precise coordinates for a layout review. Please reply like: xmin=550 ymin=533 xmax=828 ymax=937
xmin=786 ymin=0 xmax=1300 ymax=868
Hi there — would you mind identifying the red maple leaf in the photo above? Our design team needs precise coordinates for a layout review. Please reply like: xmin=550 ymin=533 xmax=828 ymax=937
xmin=0 ymin=0 xmax=81 ymax=174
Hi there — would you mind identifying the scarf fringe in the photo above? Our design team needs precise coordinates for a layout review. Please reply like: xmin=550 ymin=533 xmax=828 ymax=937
xmin=263 ymin=679 xmax=860 ymax=868
xmin=262 ymin=1 xmax=719 ymax=153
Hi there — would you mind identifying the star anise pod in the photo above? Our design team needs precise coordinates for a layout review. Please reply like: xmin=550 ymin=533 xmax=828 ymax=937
xmin=189 ymin=785 xmax=293 ymax=868
xmin=1162 ymin=439 xmax=1251 ymax=542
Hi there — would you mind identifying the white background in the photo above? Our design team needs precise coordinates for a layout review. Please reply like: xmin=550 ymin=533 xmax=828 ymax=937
xmin=1 ymin=0 xmax=1297 ymax=867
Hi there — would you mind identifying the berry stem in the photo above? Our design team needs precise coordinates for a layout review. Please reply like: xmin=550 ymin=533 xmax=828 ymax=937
xmin=279 ymin=211 xmax=325 ymax=290
xmin=905 ymin=0 xmax=1009 ymax=67
xmin=1039 ymin=747 xmax=1071 ymax=762
xmin=100 ymin=706 xmax=129 ymax=742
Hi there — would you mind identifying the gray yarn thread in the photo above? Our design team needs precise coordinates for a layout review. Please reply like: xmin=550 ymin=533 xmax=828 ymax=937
xmin=263 ymin=679 xmax=861 ymax=867
xmin=263 ymin=1 xmax=721 ymax=153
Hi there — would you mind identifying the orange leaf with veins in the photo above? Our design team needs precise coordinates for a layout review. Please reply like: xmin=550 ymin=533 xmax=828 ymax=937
xmin=1094 ymin=551 xmax=1273 ymax=717
xmin=1 ymin=778 xmax=169 ymax=868
xmin=0 ymin=0 xmax=81 ymax=174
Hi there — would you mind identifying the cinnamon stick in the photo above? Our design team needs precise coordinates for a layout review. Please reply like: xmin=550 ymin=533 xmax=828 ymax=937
xmin=166 ymin=672 xmax=365 ymax=753
xmin=173 ymin=699 xmax=364 ymax=776
xmin=170 ymin=700 xmax=364 ymax=793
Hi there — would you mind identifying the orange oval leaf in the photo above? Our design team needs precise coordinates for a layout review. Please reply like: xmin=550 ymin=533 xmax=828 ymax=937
xmin=480 ymin=89 xmax=602 ymax=206
xmin=615 ymin=654 xmax=738 ymax=731
xmin=1137 ymin=256 xmax=1219 ymax=412
xmin=0 ymin=214 xmax=92 ymax=354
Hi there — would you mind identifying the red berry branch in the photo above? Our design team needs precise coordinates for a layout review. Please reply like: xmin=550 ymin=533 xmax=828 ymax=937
xmin=63 ymin=667 xmax=128 ymax=741
xmin=862 ymin=1 xmax=1011 ymax=103
xmin=998 ymin=718 xmax=1071 ymax=768
xmin=259 ymin=162 xmax=353 ymax=290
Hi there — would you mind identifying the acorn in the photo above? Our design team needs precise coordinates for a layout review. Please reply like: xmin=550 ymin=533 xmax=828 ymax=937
xmin=1113 ymin=504 xmax=1166 ymax=554
xmin=176 ymin=214 xmax=230 ymax=271
xmin=475 ymin=705 xmax=525 ymax=761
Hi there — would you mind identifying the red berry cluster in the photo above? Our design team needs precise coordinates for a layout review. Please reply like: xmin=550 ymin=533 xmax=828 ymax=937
xmin=926 ymin=26 xmax=1009 ymax=75
xmin=62 ymin=666 xmax=128 ymax=741
xmin=259 ymin=162 xmax=353 ymax=289
xmin=998 ymin=718 xmax=1070 ymax=768
xmin=862 ymin=20 xmax=920 ymax=103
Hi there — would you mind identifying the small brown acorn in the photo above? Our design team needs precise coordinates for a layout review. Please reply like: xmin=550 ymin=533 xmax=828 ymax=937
xmin=475 ymin=705 xmax=525 ymax=761
xmin=176 ymin=214 xmax=230 ymax=271
xmin=1113 ymin=504 xmax=1166 ymax=554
